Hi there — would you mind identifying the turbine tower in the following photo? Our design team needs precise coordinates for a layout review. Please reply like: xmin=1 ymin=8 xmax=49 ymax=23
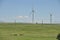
xmin=32 ymin=8 xmax=34 ymax=23
xmin=50 ymin=14 xmax=52 ymax=24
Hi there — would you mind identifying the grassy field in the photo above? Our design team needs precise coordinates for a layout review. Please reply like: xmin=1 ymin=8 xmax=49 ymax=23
xmin=0 ymin=23 xmax=60 ymax=40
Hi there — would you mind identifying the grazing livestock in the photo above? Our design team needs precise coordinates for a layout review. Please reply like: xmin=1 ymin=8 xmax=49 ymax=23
xmin=19 ymin=33 xmax=24 ymax=36
xmin=13 ymin=34 xmax=17 ymax=36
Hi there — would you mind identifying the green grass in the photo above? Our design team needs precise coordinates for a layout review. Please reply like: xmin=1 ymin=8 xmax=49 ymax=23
xmin=0 ymin=23 xmax=60 ymax=40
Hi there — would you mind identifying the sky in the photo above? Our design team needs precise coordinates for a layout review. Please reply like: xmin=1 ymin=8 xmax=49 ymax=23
xmin=0 ymin=0 xmax=60 ymax=23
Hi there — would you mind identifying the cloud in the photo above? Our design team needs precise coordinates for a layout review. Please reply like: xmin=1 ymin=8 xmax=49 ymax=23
xmin=16 ymin=16 xmax=28 ymax=19
xmin=16 ymin=16 xmax=24 ymax=18
xmin=24 ymin=16 xmax=28 ymax=18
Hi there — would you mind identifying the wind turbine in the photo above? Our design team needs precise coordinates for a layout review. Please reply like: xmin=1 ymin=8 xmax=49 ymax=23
xmin=32 ymin=0 xmax=35 ymax=24
xmin=50 ymin=13 xmax=52 ymax=24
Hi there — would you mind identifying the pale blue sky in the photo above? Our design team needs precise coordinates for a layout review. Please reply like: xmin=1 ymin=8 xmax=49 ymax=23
xmin=0 ymin=0 xmax=60 ymax=23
